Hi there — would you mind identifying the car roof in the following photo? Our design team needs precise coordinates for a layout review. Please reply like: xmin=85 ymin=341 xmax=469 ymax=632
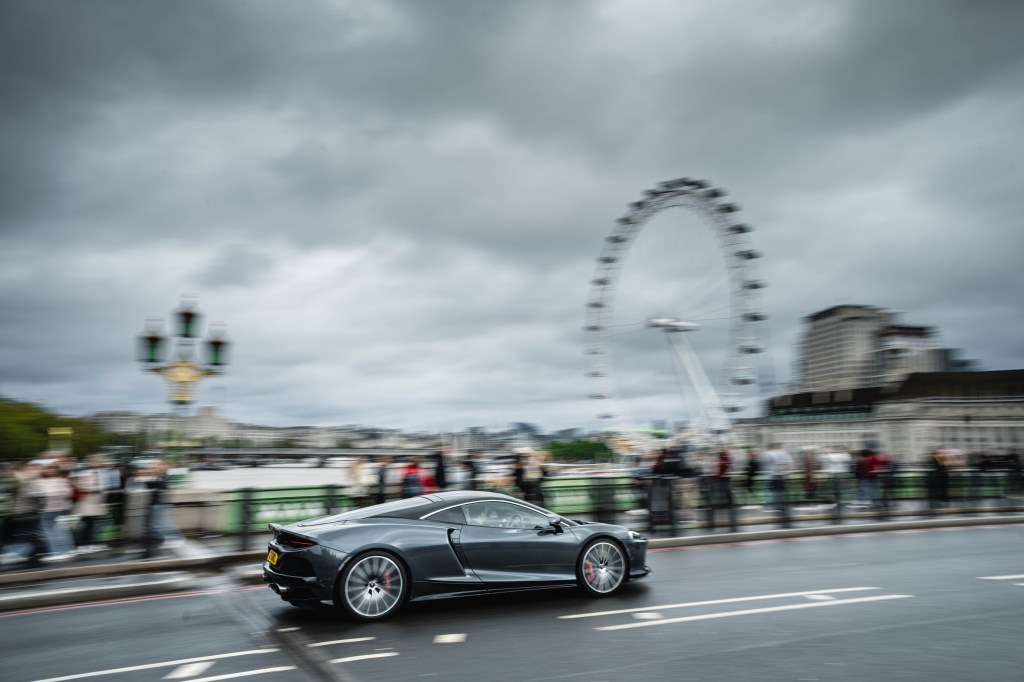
xmin=425 ymin=490 xmax=517 ymax=504
xmin=373 ymin=490 xmax=540 ymax=520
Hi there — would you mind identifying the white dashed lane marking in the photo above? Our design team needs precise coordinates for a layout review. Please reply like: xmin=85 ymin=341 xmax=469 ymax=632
xmin=433 ymin=633 xmax=467 ymax=644
xmin=978 ymin=574 xmax=1024 ymax=580
xmin=163 ymin=662 xmax=215 ymax=679
xmin=595 ymin=594 xmax=915 ymax=631
xmin=559 ymin=587 xmax=880 ymax=620
xmin=329 ymin=653 xmax=400 ymax=664
xmin=185 ymin=668 xmax=297 ymax=682
xmin=307 ymin=637 xmax=376 ymax=648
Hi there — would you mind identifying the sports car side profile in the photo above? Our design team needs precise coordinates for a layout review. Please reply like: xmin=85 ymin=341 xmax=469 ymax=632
xmin=262 ymin=490 xmax=650 ymax=620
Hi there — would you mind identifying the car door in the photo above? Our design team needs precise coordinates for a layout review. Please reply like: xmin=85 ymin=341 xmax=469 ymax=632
xmin=454 ymin=501 xmax=580 ymax=586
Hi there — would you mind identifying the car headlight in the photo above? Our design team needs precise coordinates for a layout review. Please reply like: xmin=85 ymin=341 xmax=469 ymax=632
xmin=628 ymin=530 xmax=645 ymax=541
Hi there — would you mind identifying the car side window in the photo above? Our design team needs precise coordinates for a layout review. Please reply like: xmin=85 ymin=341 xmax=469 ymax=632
xmin=464 ymin=502 xmax=549 ymax=530
xmin=428 ymin=506 xmax=466 ymax=525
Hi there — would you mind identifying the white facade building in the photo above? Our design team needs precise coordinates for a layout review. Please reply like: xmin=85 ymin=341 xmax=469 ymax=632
xmin=734 ymin=370 xmax=1024 ymax=462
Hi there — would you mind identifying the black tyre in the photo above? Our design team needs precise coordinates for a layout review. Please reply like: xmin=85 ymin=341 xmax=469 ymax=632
xmin=336 ymin=551 xmax=408 ymax=621
xmin=576 ymin=539 xmax=627 ymax=596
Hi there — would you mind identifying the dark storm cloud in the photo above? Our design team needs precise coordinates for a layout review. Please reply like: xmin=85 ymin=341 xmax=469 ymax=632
xmin=1 ymin=0 xmax=1022 ymax=430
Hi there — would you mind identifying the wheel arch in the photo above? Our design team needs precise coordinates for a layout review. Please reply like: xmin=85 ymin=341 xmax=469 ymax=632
xmin=332 ymin=545 xmax=414 ymax=605
xmin=577 ymin=534 xmax=631 ymax=579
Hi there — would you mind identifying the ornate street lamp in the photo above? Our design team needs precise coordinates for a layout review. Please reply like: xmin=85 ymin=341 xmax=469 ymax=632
xmin=138 ymin=298 xmax=229 ymax=452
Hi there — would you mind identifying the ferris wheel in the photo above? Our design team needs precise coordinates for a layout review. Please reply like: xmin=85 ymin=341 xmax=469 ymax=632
xmin=584 ymin=177 xmax=770 ymax=456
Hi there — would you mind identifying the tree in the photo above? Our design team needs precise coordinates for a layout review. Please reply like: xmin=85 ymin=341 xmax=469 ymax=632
xmin=547 ymin=440 xmax=614 ymax=463
xmin=0 ymin=400 xmax=111 ymax=459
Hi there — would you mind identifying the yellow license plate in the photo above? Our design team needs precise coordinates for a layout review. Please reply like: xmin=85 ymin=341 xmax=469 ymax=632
xmin=267 ymin=549 xmax=279 ymax=566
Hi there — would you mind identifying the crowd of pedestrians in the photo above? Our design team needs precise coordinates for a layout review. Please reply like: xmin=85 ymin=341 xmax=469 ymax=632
xmin=354 ymin=447 xmax=551 ymax=504
xmin=0 ymin=454 xmax=182 ymax=567
xmin=637 ymin=441 xmax=1023 ymax=519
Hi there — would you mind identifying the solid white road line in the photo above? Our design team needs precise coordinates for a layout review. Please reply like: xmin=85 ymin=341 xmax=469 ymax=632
xmin=433 ymin=633 xmax=467 ymax=643
xmin=329 ymin=653 xmax=400 ymax=664
xmin=559 ymin=587 xmax=880 ymax=620
xmin=187 ymin=667 xmax=296 ymax=682
xmin=163 ymin=662 xmax=215 ymax=679
xmin=595 ymin=594 xmax=914 ymax=631
xmin=978 ymin=574 xmax=1024 ymax=580
xmin=30 ymin=649 xmax=281 ymax=682
xmin=306 ymin=637 xmax=376 ymax=648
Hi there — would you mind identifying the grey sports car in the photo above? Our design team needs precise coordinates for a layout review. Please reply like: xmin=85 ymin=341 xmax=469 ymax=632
xmin=262 ymin=490 xmax=650 ymax=620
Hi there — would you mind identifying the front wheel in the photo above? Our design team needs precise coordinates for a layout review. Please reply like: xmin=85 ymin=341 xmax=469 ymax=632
xmin=337 ymin=551 xmax=408 ymax=621
xmin=577 ymin=540 xmax=627 ymax=596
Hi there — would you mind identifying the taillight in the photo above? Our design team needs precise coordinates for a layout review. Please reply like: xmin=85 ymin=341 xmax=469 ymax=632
xmin=277 ymin=531 xmax=317 ymax=548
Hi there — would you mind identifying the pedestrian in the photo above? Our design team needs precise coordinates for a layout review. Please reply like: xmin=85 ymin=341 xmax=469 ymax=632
xmin=431 ymin=449 xmax=448 ymax=492
xmin=800 ymin=446 xmax=819 ymax=502
xmin=0 ymin=461 xmax=48 ymax=566
xmin=760 ymin=443 xmax=793 ymax=512
xmin=512 ymin=452 xmax=527 ymax=498
xmin=348 ymin=458 xmax=368 ymax=508
xmin=374 ymin=456 xmax=392 ymax=504
xmin=141 ymin=459 xmax=182 ymax=558
xmin=105 ymin=462 xmax=130 ymax=548
xmin=28 ymin=463 xmax=76 ymax=561
xmin=820 ymin=446 xmax=852 ymax=506
xmin=401 ymin=460 xmax=426 ymax=498
xmin=743 ymin=448 xmax=760 ymax=504
xmin=71 ymin=457 xmax=108 ymax=551
xmin=713 ymin=449 xmax=734 ymax=509
xmin=926 ymin=449 xmax=949 ymax=509
xmin=464 ymin=449 xmax=481 ymax=491
xmin=522 ymin=451 xmax=546 ymax=505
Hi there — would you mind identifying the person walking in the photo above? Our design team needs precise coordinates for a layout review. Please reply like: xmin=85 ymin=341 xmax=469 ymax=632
xmin=926 ymin=449 xmax=950 ymax=510
xmin=401 ymin=460 xmax=427 ymax=498
xmin=464 ymin=450 xmax=481 ymax=491
xmin=29 ymin=463 xmax=76 ymax=561
xmin=743 ymin=448 xmax=760 ymax=505
xmin=431 ymin=450 xmax=448 ymax=492
xmin=374 ymin=456 xmax=392 ymax=504
xmin=141 ymin=460 xmax=182 ymax=558
xmin=0 ymin=461 xmax=48 ymax=566
xmin=71 ymin=458 xmax=108 ymax=551
xmin=800 ymin=446 xmax=819 ymax=503
xmin=760 ymin=444 xmax=793 ymax=512
xmin=820 ymin=446 xmax=852 ymax=506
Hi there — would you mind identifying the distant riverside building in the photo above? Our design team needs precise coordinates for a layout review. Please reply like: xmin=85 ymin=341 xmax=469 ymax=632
xmin=731 ymin=305 xmax=1010 ymax=460
xmin=798 ymin=305 xmax=895 ymax=392
xmin=734 ymin=369 xmax=1024 ymax=461
xmin=796 ymin=304 xmax=977 ymax=392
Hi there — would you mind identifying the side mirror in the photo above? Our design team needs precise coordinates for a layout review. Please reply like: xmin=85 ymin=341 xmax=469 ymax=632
xmin=546 ymin=513 xmax=563 ymax=533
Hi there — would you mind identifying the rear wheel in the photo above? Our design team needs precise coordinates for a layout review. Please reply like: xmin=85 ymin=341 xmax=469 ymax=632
xmin=337 ymin=551 xmax=408 ymax=621
xmin=577 ymin=540 xmax=627 ymax=596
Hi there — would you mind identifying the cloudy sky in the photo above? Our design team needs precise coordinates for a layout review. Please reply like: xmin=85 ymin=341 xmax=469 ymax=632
xmin=2 ymin=0 xmax=1022 ymax=434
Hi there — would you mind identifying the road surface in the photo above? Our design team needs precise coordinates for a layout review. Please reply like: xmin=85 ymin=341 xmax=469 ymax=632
xmin=3 ymin=524 xmax=1022 ymax=681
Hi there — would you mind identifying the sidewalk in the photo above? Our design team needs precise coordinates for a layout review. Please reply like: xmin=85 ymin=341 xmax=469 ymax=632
xmin=1 ymin=503 xmax=1021 ymax=613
